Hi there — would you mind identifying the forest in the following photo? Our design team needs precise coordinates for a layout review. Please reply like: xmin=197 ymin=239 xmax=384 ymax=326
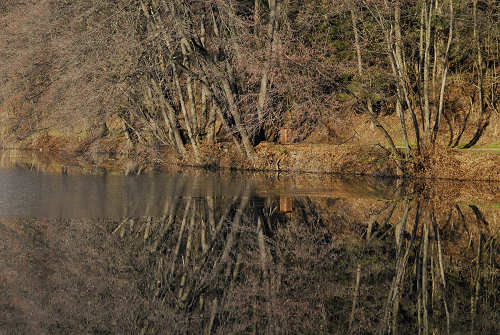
xmin=0 ymin=0 xmax=499 ymax=176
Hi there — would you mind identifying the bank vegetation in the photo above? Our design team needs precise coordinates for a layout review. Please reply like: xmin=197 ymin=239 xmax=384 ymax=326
xmin=0 ymin=0 xmax=499 ymax=176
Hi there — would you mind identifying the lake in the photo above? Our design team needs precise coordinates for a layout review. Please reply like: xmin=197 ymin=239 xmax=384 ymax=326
xmin=1 ymin=150 xmax=499 ymax=334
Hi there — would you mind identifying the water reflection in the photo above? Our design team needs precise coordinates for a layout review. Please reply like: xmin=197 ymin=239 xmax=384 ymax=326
xmin=0 ymin=167 xmax=249 ymax=218
xmin=0 ymin=150 xmax=401 ymax=219
xmin=0 ymin=151 xmax=499 ymax=334
xmin=103 ymin=196 xmax=498 ymax=334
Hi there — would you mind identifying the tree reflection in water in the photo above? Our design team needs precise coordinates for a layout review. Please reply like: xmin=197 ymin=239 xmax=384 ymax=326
xmin=1 ymin=170 xmax=499 ymax=334
xmin=106 ymin=179 xmax=499 ymax=334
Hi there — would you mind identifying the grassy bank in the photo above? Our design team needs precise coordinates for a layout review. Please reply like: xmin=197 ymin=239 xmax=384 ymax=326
xmin=3 ymin=129 xmax=500 ymax=182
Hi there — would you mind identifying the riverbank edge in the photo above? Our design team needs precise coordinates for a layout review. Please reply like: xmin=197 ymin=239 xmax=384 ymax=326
xmin=7 ymin=134 xmax=500 ymax=182
xmin=150 ymin=141 xmax=500 ymax=182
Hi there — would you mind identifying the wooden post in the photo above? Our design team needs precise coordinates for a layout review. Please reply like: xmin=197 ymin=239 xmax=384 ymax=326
xmin=279 ymin=196 xmax=293 ymax=213
xmin=279 ymin=127 xmax=291 ymax=144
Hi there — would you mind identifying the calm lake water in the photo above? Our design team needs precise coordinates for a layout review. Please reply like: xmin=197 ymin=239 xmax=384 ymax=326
xmin=1 ymin=150 xmax=499 ymax=334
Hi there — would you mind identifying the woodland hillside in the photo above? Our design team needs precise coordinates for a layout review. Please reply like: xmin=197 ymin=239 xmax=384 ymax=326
xmin=0 ymin=1 xmax=499 ymax=173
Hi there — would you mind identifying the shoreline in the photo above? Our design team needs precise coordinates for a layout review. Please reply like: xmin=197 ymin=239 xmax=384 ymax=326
xmin=1 ymin=147 xmax=499 ymax=206
xmin=2 ymin=140 xmax=500 ymax=182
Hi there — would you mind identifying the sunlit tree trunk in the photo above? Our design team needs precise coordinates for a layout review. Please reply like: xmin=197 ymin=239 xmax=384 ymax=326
xmin=394 ymin=2 xmax=411 ymax=151
xmin=423 ymin=0 xmax=433 ymax=143
xmin=432 ymin=0 xmax=454 ymax=142
xmin=221 ymin=79 xmax=255 ymax=159
xmin=257 ymin=0 xmax=280 ymax=124
xmin=464 ymin=0 xmax=488 ymax=148
xmin=173 ymin=62 xmax=201 ymax=163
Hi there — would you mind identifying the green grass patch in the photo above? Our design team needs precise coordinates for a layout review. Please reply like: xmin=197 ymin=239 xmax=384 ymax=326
xmin=475 ymin=143 xmax=500 ymax=149
xmin=459 ymin=143 xmax=500 ymax=150
xmin=457 ymin=201 xmax=500 ymax=209
xmin=456 ymin=144 xmax=500 ymax=155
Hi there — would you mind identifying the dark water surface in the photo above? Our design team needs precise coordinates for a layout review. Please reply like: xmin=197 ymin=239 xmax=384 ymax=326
xmin=0 ymin=150 xmax=499 ymax=334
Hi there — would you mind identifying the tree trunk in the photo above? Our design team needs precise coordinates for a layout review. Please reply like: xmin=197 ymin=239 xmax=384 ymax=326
xmin=432 ymin=0 xmax=453 ymax=143
xmin=394 ymin=2 xmax=411 ymax=151
xmin=222 ymin=79 xmax=255 ymax=159
xmin=351 ymin=7 xmax=363 ymax=76
xmin=173 ymin=63 xmax=201 ymax=163
xmin=423 ymin=0 xmax=433 ymax=141
xmin=206 ymin=99 xmax=217 ymax=144
xmin=257 ymin=0 xmax=280 ymax=124
xmin=151 ymin=79 xmax=188 ymax=157
xmin=464 ymin=0 xmax=488 ymax=148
